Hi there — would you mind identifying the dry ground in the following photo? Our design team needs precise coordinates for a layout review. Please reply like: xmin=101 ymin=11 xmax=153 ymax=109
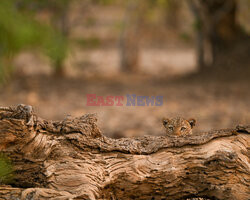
xmin=0 ymin=72 xmax=249 ymax=138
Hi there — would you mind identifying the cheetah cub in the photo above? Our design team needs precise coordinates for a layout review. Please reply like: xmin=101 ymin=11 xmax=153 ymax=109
xmin=162 ymin=117 xmax=196 ymax=136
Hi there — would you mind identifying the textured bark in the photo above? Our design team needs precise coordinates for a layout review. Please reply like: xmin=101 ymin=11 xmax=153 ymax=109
xmin=0 ymin=105 xmax=249 ymax=200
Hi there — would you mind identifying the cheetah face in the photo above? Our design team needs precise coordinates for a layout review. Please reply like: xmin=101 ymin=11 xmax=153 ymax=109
xmin=162 ymin=117 xmax=196 ymax=136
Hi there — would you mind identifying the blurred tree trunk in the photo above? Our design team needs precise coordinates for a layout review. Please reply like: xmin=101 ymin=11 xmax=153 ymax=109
xmin=54 ymin=59 xmax=65 ymax=76
xmin=188 ymin=0 xmax=246 ymax=70
xmin=52 ymin=3 xmax=70 ymax=38
xmin=188 ymin=0 xmax=206 ymax=68
xmin=51 ymin=2 xmax=70 ymax=76
xmin=164 ymin=0 xmax=181 ymax=29
xmin=119 ymin=0 xmax=144 ymax=73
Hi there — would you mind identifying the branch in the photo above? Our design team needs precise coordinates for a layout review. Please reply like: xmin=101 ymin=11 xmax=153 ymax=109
xmin=0 ymin=105 xmax=249 ymax=200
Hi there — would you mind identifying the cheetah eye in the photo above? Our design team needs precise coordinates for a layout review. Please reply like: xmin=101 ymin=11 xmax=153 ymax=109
xmin=181 ymin=127 xmax=186 ymax=131
xmin=168 ymin=126 xmax=173 ymax=131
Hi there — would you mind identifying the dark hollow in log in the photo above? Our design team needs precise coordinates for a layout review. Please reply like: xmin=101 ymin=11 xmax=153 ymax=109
xmin=0 ymin=104 xmax=249 ymax=200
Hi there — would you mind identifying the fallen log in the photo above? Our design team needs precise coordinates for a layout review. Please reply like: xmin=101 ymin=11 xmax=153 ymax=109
xmin=0 ymin=104 xmax=249 ymax=200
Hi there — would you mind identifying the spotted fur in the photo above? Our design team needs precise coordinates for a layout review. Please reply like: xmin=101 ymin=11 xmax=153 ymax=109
xmin=162 ymin=117 xmax=196 ymax=136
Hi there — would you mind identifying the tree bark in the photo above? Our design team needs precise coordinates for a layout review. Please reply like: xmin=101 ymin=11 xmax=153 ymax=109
xmin=188 ymin=0 xmax=249 ymax=71
xmin=0 ymin=105 xmax=249 ymax=200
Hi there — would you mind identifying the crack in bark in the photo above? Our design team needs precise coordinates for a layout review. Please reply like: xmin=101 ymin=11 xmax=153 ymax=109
xmin=0 ymin=104 xmax=249 ymax=200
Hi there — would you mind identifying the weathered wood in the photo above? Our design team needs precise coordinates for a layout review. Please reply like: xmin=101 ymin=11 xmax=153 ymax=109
xmin=0 ymin=105 xmax=249 ymax=200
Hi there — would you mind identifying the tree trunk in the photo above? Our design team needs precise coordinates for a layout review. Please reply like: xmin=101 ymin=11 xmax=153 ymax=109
xmin=187 ymin=0 xmax=206 ymax=69
xmin=51 ymin=3 xmax=70 ymax=77
xmin=188 ymin=0 xmax=248 ymax=70
xmin=0 ymin=104 xmax=249 ymax=200
xmin=119 ymin=0 xmax=144 ymax=73
xmin=164 ymin=0 xmax=181 ymax=29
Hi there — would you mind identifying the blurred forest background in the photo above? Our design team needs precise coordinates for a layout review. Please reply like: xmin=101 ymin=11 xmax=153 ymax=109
xmin=0 ymin=0 xmax=250 ymax=138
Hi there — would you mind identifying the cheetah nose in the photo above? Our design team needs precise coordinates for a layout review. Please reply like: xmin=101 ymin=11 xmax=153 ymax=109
xmin=174 ymin=128 xmax=182 ymax=135
xmin=174 ymin=130 xmax=180 ymax=136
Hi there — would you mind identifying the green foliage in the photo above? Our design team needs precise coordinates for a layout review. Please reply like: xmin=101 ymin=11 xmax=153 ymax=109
xmin=92 ymin=0 xmax=117 ymax=6
xmin=179 ymin=32 xmax=192 ymax=42
xmin=18 ymin=0 xmax=70 ymax=13
xmin=0 ymin=0 xmax=68 ymax=82
xmin=0 ymin=1 xmax=39 ymax=56
xmin=0 ymin=154 xmax=13 ymax=184
xmin=42 ymin=29 xmax=68 ymax=70
xmin=75 ymin=37 xmax=101 ymax=49
xmin=193 ymin=18 xmax=203 ymax=31
xmin=0 ymin=58 xmax=14 ymax=83
xmin=146 ymin=0 xmax=172 ymax=8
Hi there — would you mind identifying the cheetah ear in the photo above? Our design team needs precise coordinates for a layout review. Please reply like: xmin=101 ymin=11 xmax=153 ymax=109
xmin=188 ymin=118 xmax=196 ymax=128
xmin=162 ymin=118 xmax=169 ymax=127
